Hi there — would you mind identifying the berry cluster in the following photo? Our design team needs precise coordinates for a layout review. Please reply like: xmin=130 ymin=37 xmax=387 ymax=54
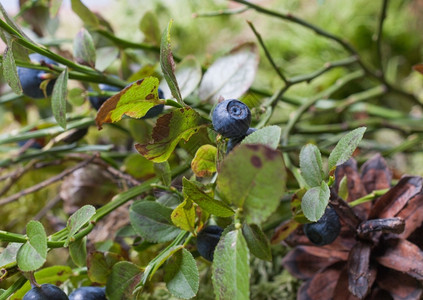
xmin=23 ymin=284 xmax=106 ymax=300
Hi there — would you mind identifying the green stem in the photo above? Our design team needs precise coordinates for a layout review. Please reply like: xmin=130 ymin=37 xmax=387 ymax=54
xmin=0 ymin=275 xmax=27 ymax=300
xmin=349 ymin=188 xmax=389 ymax=207
xmin=375 ymin=0 xmax=389 ymax=75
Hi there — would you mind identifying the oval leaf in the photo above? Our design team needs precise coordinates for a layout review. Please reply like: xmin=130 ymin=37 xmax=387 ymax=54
xmin=130 ymin=200 xmax=181 ymax=243
xmin=199 ymin=43 xmax=259 ymax=103
xmin=95 ymin=77 xmax=164 ymax=130
xmin=140 ymin=11 xmax=161 ymax=46
xmin=106 ymin=261 xmax=142 ymax=300
xmin=135 ymin=108 xmax=208 ymax=163
xmin=217 ymin=144 xmax=286 ymax=224
xmin=242 ymin=223 xmax=272 ymax=261
xmin=3 ymin=42 xmax=22 ymax=95
xmin=70 ymin=0 xmax=99 ymax=28
xmin=87 ymin=251 xmax=123 ymax=284
xmin=191 ymin=144 xmax=217 ymax=177
xmin=65 ymin=204 xmax=96 ymax=246
xmin=171 ymin=199 xmax=196 ymax=232
xmin=301 ymin=181 xmax=330 ymax=222
xmin=328 ymin=127 xmax=366 ymax=171
xmin=212 ymin=229 xmax=250 ymax=300
xmin=182 ymin=177 xmax=234 ymax=217
xmin=16 ymin=221 xmax=47 ymax=272
xmin=160 ymin=20 xmax=182 ymax=104
xmin=73 ymin=28 xmax=96 ymax=67
xmin=164 ymin=248 xmax=199 ymax=299
xmin=242 ymin=125 xmax=281 ymax=149
xmin=52 ymin=68 xmax=68 ymax=129
xmin=154 ymin=161 xmax=172 ymax=186
xmin=300 ymin=144 xmax=325 ymax=188
xmin=69 ymin=236 xmax=87 ymax=267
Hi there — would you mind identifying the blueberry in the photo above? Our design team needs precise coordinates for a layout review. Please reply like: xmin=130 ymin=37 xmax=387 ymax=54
xmin=17 ymin=53 xmax=58 ymax=99
xmin=88 ymin=83 xmax=121 ymax=110
xmin=303 ymin=206 xmax=341 ymax=246
xmin=226 ymin=127 xmax=257 ymax=153
xmin=23 ymin=284 xmax=68 ymax=300
xmin=212 ymin=99 xmax=251 ymax=139
xmin=69 ymin=286 xmax=106 ymax=300
xmin=196 ymin=225 xmax=224 ymax=261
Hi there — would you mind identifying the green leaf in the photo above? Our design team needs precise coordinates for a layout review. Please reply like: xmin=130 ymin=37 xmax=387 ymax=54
xmin=96 ymin=47 xmax=119 ymax=72
xmin=338 ymin=175 xmax=349 ymax=200
xmin=73 ymin=28 xmax=96 ymax=68
xmin=16 ymin=221 xmax=47 ymax=272
xmin=160 ymin=20 xmax=183 ymax=104
xmin=135 ymin=107 xmax=208 ymax=163
xmin=328 ymin=127 xmax=366 ymax=171
xmin=241 ymin=125 xmax=281 ymax=149
xmin=106 ymin=261 xmax=142 ymax=300
xmin=140 ymin=11 xmax=161 ymax=46
xmin=217 ymin=144 xmax=286 ymax=224
xmin=70 ymin=0 xmax=99 ymax=28
xmin=65 ymin=205 xmax=96 ymax=246
xmin=2 ymin=39 xmax=22 ymax=95
xmin=123 ymin=153 xmax=155 ymax=179
xmin=191 ymin=144 xmax=217 ymax=177
xmin=95 ymin=77 xmax=163 ymax=129
xmin=301 ymin=181 xmax=330 ymax=222
xmin=212 ymin=229 xmax=250 ymax=300
xmin=11 ymin=266 xmax=73 ymax=299
xmin=51 ymin=67 xmax=68 ymax=129
xmin=0 ymin=242 xmax=21 ymax=267
xmin=300 ymin=144 xmax=325 ymax=188
xmin=199 ymin=43 xmax=259 ymax=103
xmin=87 ymin=251 xmax=123 ymax=284
xmin=67 ymin=87 xmax=85 ymax=106
xmin=130 ymin=200 xmax=181 ymax=243
xmin=49 ymin=0 xmax=63 ymax=17
xmin=69 ymin=236 xmax=87 ymax=267
xmin=160 ymin=56 xmax=202 ymax=100
xmin=183 ymin=177 xmax=234 ymax=217
xmin=154 ymin=161 xmax=171 ymax=186
xmin=171 ymin=199 xmax=196 ymax=232
xmin=242 ymin=224 xmax=271 ymax=261
xmin=164 ymin=248 xmax=199 ymax=299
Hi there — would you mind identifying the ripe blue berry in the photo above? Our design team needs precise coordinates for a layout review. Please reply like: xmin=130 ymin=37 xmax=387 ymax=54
xmin=89 ymin=83 xmax=121 ymax=110
xmin=17 ymin=53 xmax=58 ymax=99
xmin=212 ymin=99 xmax=251 ymax=138
xmin=23 ymin=284 xmax=68 ymax=300
xmin=304 ymin=206 xmax=341 ymax=246
xmin=196 ymin=225 xmax=224 ymax=261
xmin=226 ymin=127 xmax=257 ymax=153
xmin=69 ymin=286 xmax=106 ymax=300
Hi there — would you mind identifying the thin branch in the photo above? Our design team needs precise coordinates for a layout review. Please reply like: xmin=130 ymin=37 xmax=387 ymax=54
xmin=375 ymin=0 xmax=389 ymax=75
xmin=192 ymin=6 xmax=249 ymax=18
xmin=247 ymin=20 xmax=289 ymax=84
xmin=0 ymin=155 xmax=96 ymax=206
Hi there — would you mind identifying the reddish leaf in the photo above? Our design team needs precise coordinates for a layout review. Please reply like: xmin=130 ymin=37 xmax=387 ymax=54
xmin=282 ymin=246 xmax=333 ymax=281
xmin=271 ymin=219 xmax=299 ymax=244
xmin=360 ymin=153 xmax=392 ymax=194
xmin=299 ymin=262 xmax=344 ymax=300
xmin=347 ymin=242 xmax=374 ymax=299
xmin=376 ymin=239 xmax=423 ymax=280
xmin=369 ymin=176 xmax=422 ymax=219
xmin=377 ymin=268 xmax=423 ymax=300
xmin=396 ymin=193 xmax=423 ymax=239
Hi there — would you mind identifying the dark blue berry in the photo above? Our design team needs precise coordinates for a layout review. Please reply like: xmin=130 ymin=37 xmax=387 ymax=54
xmin=23 ymin=284 xmax=68 ymax=300
xmin=226 ymin=127 xmax=257 ymax=153
xmin=69 ymin=286 xmax=106 ymax=300
xmin=212 ymin=99 xmax=251 ymax=139
xmin=304 ymin=206 xmax=341 ymax=246
xmin=17 ymin=53 xmax=58 ymax=99
xmin=196 ymin=225 xmax=224 ymax=261
xmin=88 ymin=83 xmax=121 ymax=110
xmin=142 ymin=88 xmax=165 ymax=119
xmin=61 ymin=127 xmax=89 ymax=144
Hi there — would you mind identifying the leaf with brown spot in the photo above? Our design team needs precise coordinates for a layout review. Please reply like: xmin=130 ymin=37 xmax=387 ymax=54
xmin=347 ymin=242 xmax=374 ymax=299
xmin=95 ymin=77 xmax=164 ymax=129
xmin=271 ymin=219 xmax=300 ymax=244
xmin=191 ymin=144 xmax=217 ymax=177
xmin=377 ymin=268 xmax=423 ymax=300
xmin=135 ymin=108 xmax=208 ymax=162
xmin=369 ymin=176 xmax=423 ymax=219
xmin=376 ymin=239 xmax=423 ymax=280
xmin=360 ymin=153 xmax=392 ymax=194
